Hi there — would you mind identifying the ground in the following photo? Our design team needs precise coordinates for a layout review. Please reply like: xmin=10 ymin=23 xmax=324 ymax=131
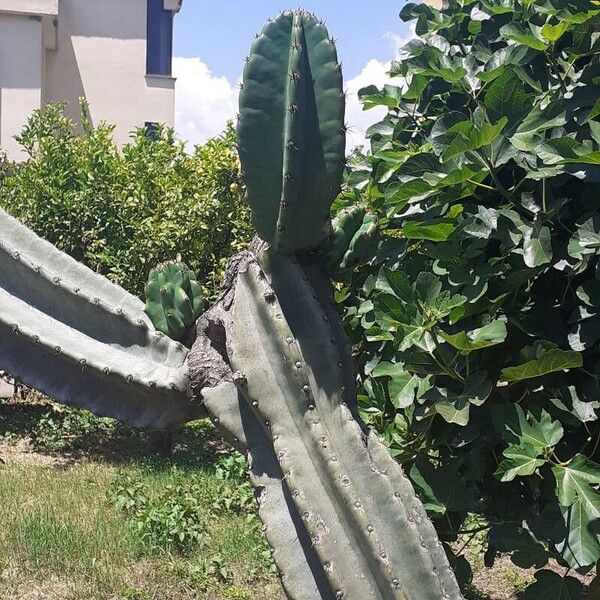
xmin=0 ymin=396 xmax=593 ymax=599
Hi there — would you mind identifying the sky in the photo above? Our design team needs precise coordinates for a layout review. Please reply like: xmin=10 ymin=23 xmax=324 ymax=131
xmin=172 ymin=2 xmax=416 ymax=150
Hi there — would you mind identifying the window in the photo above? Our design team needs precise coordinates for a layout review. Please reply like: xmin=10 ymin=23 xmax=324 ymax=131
xmin=147 ymin=0 xmax=173 ymax=76
xmin=145 ymin=122 xmax=160 ymax=140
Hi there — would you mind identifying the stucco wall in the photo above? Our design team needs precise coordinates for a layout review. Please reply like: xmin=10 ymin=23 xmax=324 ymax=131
xmin=45 ymin=0 xmax=175 ymax=147
xmin=0 ymin=13 xmax=44 ymax=160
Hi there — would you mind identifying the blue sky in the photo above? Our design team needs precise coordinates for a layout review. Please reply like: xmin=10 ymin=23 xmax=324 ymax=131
xmin=174 ymin=2 xmax=412 ymax=83
xmin=172 ymin=2 xmax=416 ymax=150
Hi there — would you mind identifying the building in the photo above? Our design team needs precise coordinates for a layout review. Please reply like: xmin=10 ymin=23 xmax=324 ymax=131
xmin=0 ymin=0 xmax=183 ymax=161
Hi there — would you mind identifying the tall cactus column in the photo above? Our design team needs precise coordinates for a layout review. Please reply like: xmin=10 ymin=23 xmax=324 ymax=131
xmin=191 ymin=10 xmax=463 ymax=600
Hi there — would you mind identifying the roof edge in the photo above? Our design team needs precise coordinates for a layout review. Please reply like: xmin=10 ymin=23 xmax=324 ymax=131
xmin=0 ymin=0 xmax=58 ymax=16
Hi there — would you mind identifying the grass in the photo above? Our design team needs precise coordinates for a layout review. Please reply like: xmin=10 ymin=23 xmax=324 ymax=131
xmin=0 ymin=396 xmax=283 ymax=600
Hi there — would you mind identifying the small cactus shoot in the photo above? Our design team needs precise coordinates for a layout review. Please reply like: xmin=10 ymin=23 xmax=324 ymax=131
xmin=144 ymin=261 xmax=203 ymax=341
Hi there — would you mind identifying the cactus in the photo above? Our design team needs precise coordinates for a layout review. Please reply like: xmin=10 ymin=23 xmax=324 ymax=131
xmin=0 ymin=9 xmax=462 ymax=600
xmin=318 ymin=206 xmax=379 ymax=280
xmin=237 ymin=10 xmax=346 ymax=253
xmin=0 ymin=208 xmax=203 ymax=429
xmin=144 ymin=261 xmax=203 ymax=341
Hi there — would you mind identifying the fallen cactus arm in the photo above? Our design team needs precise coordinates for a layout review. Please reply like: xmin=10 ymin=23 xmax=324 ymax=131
xmin=0 ymin=208 xmax=204 ymax=429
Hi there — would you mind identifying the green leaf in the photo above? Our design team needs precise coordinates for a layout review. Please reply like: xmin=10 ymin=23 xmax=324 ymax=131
xmin=584 ymin=98 xmax=600 ymax=124
xmin=510 ymin=101 xmax=566 ymax=151
xmin=402 ymin=220 xmax=455 ymax=241
xmin=376 ymin=267 xmax=413 ymax=303
xmin=508 ymin=406 xmax=564 ymax=450
xmin=409 ymin=456 xmax=471 ymax=515
xmin=484 ymin=68 xmax=535 ymax=131
xmin=553 ymin=454 xmax=600 ymax=507
xmin=521 ymin=570 xmax=584 ymax=600
xmin=494 ymin=443 xmax=545 ymax=482
xmin=541 ymin=22 xmax=569 ymax=43
xmin=415 ymin=272 xmax=442 ymax=305
xmin=440 ymin=319 xmax=507 ymax=353
xmin=433 ymin=374 xmax=492 ymax=426
xmin=500 ymin=348 xmax=583 ymax=382
xmin=568 ymin=217 xmax=600 ymax=260
xmin=562 ymin=496 xmax=600 ymax=567
xmin=500 ymin=23 xmax=549 ymax=51
xmin=388 ymin=371 xmax=423 ymax=409
xmin=441 ymin=118 xmax=508 ymax=161
xmin=523 ymin=224 xmax=552 ymax=268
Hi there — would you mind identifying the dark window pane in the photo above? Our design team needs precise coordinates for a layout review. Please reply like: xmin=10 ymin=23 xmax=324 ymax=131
xmin=147 ymin=0 xmax=173 ymax=76
xmin=145 ymin=122 xmax=160 ymax=140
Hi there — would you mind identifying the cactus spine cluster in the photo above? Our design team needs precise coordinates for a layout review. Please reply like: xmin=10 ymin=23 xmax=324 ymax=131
xmin=0 ymin=9 xmax=462 ymax=600
xmin=144 ymin=261 xmax=203 ymax=342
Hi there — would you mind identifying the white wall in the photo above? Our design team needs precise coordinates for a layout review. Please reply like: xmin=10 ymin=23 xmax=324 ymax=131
xmin=0 ymin=13 xmax=44 ymax=160
xmin=45 ymin=0 xmax=175 ymax=147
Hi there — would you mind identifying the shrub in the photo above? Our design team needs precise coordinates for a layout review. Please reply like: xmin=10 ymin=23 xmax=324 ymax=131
xmin=0 ymin=102 xmax=253 ymax=298
xmin=340 ymin=0 xmax=600 ymax=593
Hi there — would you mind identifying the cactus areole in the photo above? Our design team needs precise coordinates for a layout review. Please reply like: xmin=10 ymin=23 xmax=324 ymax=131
xmin=0 ymin=11 xmax=462 ymax=600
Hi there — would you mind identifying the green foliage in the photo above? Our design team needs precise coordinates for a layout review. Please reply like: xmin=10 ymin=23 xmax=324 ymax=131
xmin=144 ymin=261 xmax=203 ymax=341
xmin=0 ymin=103 xmax=253 ymax=298
xmin=32 ymin=405 xmax=118 ymax=451
xmin=338 ymin=0 xmax=600 ymax=591
xmin=111 ymin=453 xmax=264 ymax=560
xmin=112 ymin=474 xmax=207 ymax=556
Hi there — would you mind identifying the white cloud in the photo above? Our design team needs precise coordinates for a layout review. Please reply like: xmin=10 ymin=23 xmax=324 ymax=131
xmin=344 ymin=59 xmax=393 ymax=152
xmin=173 ymin=57 xmax=237 ymax=149
xmin=344 ymin=25 xmax=416 ymax=152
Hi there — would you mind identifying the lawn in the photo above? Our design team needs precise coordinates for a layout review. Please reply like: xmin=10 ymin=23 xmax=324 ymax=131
xmin=0 ymin=396 xmax=587 ymax=599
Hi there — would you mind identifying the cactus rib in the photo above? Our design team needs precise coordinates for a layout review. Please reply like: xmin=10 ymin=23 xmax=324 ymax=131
xmin=228 ymin=252 xmax=462 ymax=599
xmin=237 ymin=10 xmax=345 ymax=253
xmin=203 ymin=382 xmax=333 ymax=600
xmin=0 ymin=209 xmax=203 ymax=429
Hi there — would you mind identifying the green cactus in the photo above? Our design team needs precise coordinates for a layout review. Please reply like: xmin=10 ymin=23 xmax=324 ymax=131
xmin=319 ymin=206 xmax=379 ymax=279
xmin=144 ymin=261 xmax=203 ymax=341
xmin=0 ymin=10 xmax=462 ymax=600
xmin=237 ymin=10 xmax=346 ymax=254
xmin=0 ymin=209 xmax=203 ymax=429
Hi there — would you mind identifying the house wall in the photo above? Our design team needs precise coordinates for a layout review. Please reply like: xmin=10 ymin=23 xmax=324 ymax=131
xmin=0 ymin=0 xmax=178 ymax=160
xmin=0 ymin=13 xmax=44 ymax=160
xmin=45 ymin=0 xmax=175 ymax=147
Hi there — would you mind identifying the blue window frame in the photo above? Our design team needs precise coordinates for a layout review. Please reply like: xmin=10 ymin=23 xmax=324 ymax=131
xmin=147 ymin=0 xmax=173 ymax=76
